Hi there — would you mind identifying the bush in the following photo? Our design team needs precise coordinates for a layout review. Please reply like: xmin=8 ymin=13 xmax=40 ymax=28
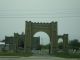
xmin=54 ymin=52 xmax=80 ymax=58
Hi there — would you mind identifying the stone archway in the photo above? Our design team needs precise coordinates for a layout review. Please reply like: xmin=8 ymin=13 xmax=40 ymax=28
xmin=58 ymin=34 xmax=68 ymax=51
xmin=24 ymin=21 xmax=58 ymax=54
xmin=58 ymin=38 xmax=64 ymax=50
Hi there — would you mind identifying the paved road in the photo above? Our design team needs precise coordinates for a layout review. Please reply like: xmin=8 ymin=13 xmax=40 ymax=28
xmin=0 ymin=56 xmax=80 ymax=60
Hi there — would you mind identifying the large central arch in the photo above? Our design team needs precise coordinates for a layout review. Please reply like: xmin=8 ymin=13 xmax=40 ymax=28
xmin=24 ymin=21 xmax=58 ymax=54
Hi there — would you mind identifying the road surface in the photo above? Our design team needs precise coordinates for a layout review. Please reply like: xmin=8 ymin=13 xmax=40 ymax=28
xmin=0 ymin=56 xmax=80 ymax=60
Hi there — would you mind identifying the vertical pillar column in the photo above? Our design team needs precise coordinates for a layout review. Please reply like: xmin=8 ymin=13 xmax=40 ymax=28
xmin=51 ymin=22 xmax=58 ymax=54
xmin=63 ymin=34 xmax=68 ymax=52
xmin=24 ymin=21 xmax=32 ymax=53
xmin=14 ymin=33 xmax=19 ymax=52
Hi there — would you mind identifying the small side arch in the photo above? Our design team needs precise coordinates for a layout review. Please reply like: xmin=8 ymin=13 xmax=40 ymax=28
xmin=57 ymin=34 xmax=68 ymax=51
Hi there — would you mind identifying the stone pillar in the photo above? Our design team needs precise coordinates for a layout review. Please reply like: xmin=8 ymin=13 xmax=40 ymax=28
xmin=63 ymin=34 xmax=68 ymax=52
xmin=14 ymin=33 xmax=19 ymax=52
xmin=51 ymin=22 xmax=58 ymax=54
xmin=24 ymin=21 xmax=32 ymax=53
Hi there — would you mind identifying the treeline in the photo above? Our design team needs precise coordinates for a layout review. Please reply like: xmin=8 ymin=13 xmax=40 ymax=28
xmin=40 ymin=39 xmax=80 ymax=50
xmin=69 ymin=39 xmax=80 ymax=50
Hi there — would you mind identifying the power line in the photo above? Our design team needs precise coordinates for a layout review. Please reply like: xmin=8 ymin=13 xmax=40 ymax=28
xmin=0 ymin=16 xmax=80 ymax=18
xmin=0 ymin=12 xmax=76 ymax=14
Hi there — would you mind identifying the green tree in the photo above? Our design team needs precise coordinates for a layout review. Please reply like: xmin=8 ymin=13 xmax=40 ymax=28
xmin=58 ymin=42 xmax=63 ymax=49
xmin=69 ymin=39 xmax=80 ymax=51
xmin=40 ymin=44 xmax=50 ymax=49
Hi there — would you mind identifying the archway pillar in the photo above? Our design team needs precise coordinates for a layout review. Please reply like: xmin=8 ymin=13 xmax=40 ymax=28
xmin=50 ymin=22 xmax=58 ymax=54
xmin=24 ymin=21 xmax=32 ymax=53
xmin=63 ymin=34 xmax=68 ymax=52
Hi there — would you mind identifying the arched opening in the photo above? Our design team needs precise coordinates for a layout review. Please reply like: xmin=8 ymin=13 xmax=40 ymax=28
xmin=32 ymin=31 xmax=50 ymax=55
xmin=58 ymin=38 xmax=64 ymax=50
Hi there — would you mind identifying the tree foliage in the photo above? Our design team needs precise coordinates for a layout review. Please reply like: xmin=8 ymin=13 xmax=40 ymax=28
xmin=69 ymin=39 xmax=80 ymax=50
xmin=40 ymin=44 xmax=50 ymax=49
xmin=58 ymin=42 xmax=63 ymax=49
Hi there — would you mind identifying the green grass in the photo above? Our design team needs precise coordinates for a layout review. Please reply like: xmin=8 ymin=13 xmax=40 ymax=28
xmin=53 ymin=52 xmax=80 ymax=58
xmin=0 ymin=52 xmax=32 ymax=57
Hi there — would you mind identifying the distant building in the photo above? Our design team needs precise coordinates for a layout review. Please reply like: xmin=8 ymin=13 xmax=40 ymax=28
xmin=31 ymin=37 xmax=40 ymax=50
xmin=0 ymin=42 xmax=5 ymax=51
xmin=5 ymin=36 xmax=14 ymax=51
xmin=4 ymin=32 xmax=40 ymax=52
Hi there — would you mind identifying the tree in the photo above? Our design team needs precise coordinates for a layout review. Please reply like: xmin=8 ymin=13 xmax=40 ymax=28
xmin=58 ymin=42 xmax=63 ymax=49
xmin=39 ymin=44 xmax=50 ymax=49
xmin=69 ymin=39 xmax=80 ymax=51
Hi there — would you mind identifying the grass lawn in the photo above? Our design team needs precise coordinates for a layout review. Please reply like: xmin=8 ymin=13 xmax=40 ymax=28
xmin=53 ymin=52 xmax=80 ymax=58
xmin=0 ymin=52 xmax=32 ymax=57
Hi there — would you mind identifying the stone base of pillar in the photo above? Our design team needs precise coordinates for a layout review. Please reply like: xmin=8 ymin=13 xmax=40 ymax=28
xmin=50 ymin=48 xmax=57 ymax=55
xmin=24 ymin=48 xmax=32 ymax=54
xmin=63 ymin=48 xmax=68 ymax=53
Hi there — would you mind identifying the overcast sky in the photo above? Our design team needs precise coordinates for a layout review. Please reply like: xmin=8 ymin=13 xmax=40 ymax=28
xmin=0 ymin=0 xmax=80 ymax=44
